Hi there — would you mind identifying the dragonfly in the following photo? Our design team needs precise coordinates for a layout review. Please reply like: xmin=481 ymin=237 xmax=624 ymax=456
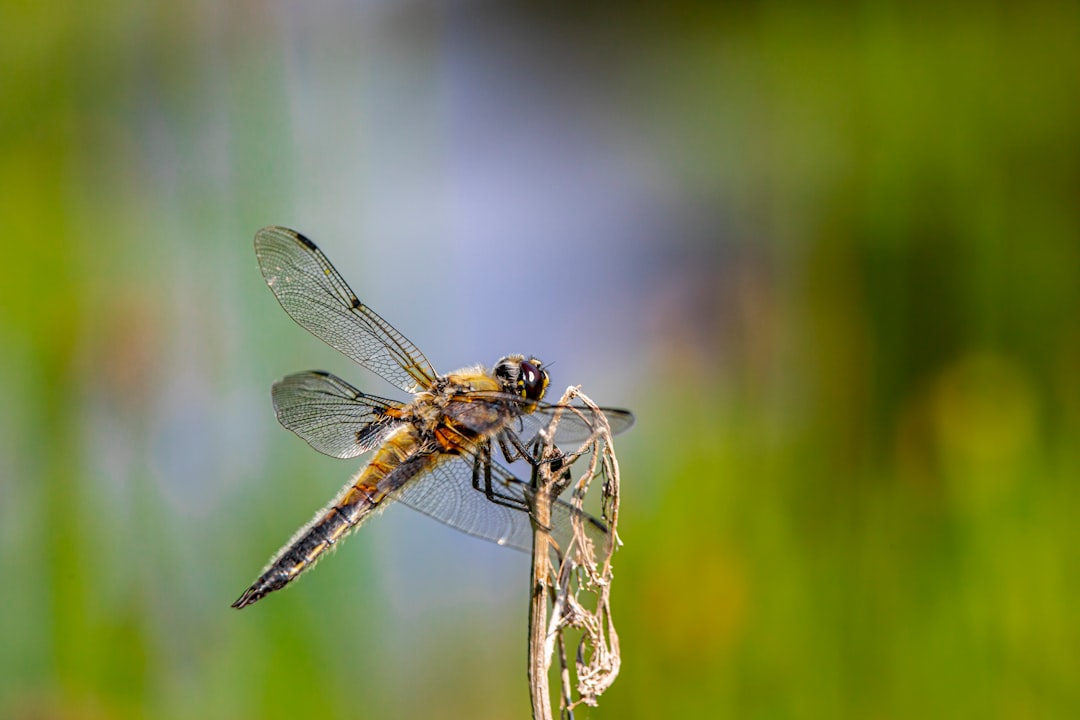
xmin=232 ymin=227 xmax=634 ymax=609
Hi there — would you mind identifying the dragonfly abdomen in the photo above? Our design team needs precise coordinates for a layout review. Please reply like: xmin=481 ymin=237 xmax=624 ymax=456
xmin=231 ymin=432 xmax=425 ymax=609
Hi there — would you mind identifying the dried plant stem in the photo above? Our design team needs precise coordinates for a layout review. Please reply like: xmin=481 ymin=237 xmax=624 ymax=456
xmin=528 ymin=489 xmax=555 ymax=720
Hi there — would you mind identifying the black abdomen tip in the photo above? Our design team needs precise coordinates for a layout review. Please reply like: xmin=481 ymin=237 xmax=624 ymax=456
xmin=231 ymin=586 xmax=264 ymax=609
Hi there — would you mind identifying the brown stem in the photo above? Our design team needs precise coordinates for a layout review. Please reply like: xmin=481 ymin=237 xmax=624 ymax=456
xmin=527 ymin=485 xmax=553 ymax=720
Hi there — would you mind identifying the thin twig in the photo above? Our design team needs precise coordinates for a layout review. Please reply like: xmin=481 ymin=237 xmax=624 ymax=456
xmin=528 ymin=475 xmax=555 ymax=720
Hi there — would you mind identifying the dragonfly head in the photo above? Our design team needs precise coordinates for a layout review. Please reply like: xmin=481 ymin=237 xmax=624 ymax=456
xmin=494 ymin=355 xmax=550 ymax=404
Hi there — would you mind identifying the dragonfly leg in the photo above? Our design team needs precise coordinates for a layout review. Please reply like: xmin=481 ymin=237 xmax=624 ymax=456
xmin=500 ymin=430 xmax=587 ymax=475
xmin=469 ymin=444 xmax=531 ymax=512
xmin=497 ymin=431 xmax=534 ymax=465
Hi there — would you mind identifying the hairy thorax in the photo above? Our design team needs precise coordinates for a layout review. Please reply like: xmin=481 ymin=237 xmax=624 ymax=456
xmin=402 ymin=365 xmax=509 ymax=453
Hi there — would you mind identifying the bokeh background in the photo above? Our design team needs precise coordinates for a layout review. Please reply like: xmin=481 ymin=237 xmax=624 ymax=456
xmin=2 ymin=2 xmax=1078 ymax=718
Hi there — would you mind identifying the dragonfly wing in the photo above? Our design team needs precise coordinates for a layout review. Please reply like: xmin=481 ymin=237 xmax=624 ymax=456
xmin=388 ymin=450 xmax=610 ymax=554
xmin=272 ymin=371 xmax=406 ymax=459
xmin=255 ymin=226 xmax=438 ymax=393
xmin=446 ymin=392 xmax=635 ymax=446
xmin=522 ymin=404 xmax=636 ymax=444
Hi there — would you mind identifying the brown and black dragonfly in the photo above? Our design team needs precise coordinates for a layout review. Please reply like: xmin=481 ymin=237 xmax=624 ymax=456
xmin=232 ymin=227 xmax=634 ymax=608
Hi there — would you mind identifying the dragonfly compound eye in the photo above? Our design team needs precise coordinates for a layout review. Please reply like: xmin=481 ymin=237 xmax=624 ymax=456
xmin=519 ymin=360 xmax=548 ymax=402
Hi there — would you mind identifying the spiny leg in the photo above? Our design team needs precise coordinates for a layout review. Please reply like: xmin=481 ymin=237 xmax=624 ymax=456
xmin=468 ymin=443 xmax=531 ymax=513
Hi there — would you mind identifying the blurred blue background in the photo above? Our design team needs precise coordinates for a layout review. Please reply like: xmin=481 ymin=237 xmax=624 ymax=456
xmin=2 ymin=2 xmax=1078 ymax=718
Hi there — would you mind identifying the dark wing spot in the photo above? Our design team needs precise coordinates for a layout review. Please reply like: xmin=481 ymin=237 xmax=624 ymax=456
xmin=294 ymin=231 xmax=319 ymax=250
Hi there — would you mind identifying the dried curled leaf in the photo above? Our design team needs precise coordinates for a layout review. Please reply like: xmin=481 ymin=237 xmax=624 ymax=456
xmin=528 ymin=387 xmax=624 ymax=718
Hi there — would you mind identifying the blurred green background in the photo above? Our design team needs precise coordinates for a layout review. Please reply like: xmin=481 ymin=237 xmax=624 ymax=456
xmin=2 ymin=2 xmax=1078 ymax=718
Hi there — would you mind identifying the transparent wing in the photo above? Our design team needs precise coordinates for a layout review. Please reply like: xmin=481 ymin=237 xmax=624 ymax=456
xmin=254 ymin=226 xmax=438 ymax=394
xmin=516 ymin=402 xmax=635 ymax=444
xmin=272 ymin=370 xmax=406 ymax=459
xmin=389 ymin=451 xmax=610 ymax=554
xmin=446 ymin=392 xmax=635 ymax=446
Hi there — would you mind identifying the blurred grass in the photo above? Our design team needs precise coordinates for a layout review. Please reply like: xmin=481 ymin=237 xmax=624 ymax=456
xmin=2 ymin=2 xmax=1078 ymax=718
